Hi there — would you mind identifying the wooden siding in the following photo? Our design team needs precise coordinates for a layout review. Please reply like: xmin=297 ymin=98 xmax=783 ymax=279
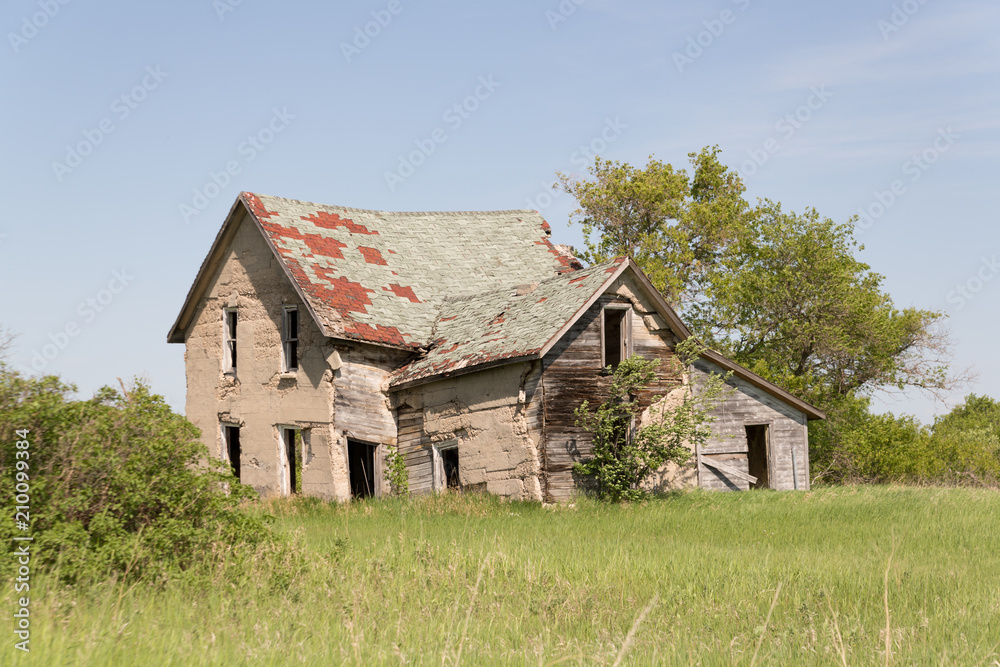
xmin=540 ymin=294 xmax=682 ymax=501
xmin=691 ymin=359 xmax=809 ymax=491
xmin=335 ymin=344 xmax=409 ymax=446
xmin=396 ymin=405 xmax=434 ymax=494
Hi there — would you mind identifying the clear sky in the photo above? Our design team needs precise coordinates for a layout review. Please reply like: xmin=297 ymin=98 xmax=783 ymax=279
xmin=2 ymin=0 xmax=997 ymax=424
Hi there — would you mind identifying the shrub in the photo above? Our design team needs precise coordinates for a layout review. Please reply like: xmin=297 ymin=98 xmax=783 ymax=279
xmin=573 ymin=340 xmax=729 ymax=501
xmin=0 ymin=365 xmax=284 ymax=585
xmin=383 ymin=445 xmax=409 ymax=496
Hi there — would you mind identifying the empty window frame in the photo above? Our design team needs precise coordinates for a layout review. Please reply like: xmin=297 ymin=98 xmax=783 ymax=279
xmin=347 ymin=439 xmax=377 ymax=499
xmin=223 ymin=424 xmax=241 ymax=482
xmin=224 ymin=308 xmax=238 ymax=373
xmin=282 ymin=306 xmax=299 ymax=372
xmin=432 ymin=442 xmax=460 ymax=492
xmin=601 ymin=305 xmax=631 ymax=370
xmin=280 ymin=427 xmax=303 ymax=495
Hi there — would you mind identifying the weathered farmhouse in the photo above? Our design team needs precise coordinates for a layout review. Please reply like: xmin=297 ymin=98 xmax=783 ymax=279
xmin=168 ymin=192 xmax=824 ymax=501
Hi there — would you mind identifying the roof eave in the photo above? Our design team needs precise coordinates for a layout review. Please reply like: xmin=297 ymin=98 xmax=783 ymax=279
xmin=696 ymin=349 xmax=827 ymax=421
xmin=166 ymin=196 xmax=250 ymax=344
xmin=167 ymin=192 xmax=338 ymax=346
xmin=388 ymin=353 xmax=541 ymax=392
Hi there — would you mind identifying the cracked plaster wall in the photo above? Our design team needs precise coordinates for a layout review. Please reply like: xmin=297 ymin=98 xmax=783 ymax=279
xmin=184 ymin=213 xmax=338 ymax=497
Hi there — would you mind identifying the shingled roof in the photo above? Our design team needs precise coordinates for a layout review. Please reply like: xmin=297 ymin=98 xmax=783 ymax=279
xmin=167 ymin=192 xmax=581 ymax=348
xmin=390 ymin=257 xmax=629 ymax=386
xmin=242 ymin=192 xmax=580 ymax=348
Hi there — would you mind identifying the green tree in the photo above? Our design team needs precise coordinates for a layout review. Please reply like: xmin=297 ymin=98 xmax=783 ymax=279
xmin=558 ymin=146 xmax=748 ymax=307
xmin=561 ymin=151 xmax=962 ymax=483
xmin=921 ymin=394 xmax=1000 ymax=483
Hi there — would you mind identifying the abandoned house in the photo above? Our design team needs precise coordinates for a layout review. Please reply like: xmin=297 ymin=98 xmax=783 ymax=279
xmin=167 ymin=192 xmax=825 ymax=501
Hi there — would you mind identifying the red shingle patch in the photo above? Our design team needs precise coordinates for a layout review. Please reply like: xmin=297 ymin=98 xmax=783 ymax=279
xmin=261 ymin=221 xmax=350 ymax=261
xmin=301 ymin=211 xmax=379 ymax=235
xmin=359 ymin=246 xmax=388 ymax=265
xmin=304 ymin=235 xmax=348 ymax=258
xmin=310 ymin=269 xmax=375 ymax=316
xmin=382 ymin=283 xmax=420 ymax=303
xmin=343 ymin=321 xmax=406 ymax=346
xmin=439 ymin=315 xmax=457 ymax=322
xmin=489 ymin=312 xmax=506 ymax=325
xmin=242 ymin=192 xmax=279 ymax=219
xmin=569 ymin=276 xmax=587 ymax=284
xmin=540 ymin=219 xmax=551 ymax=232
xmin=387 ymin=249 xmax=397 ymax=254
xmin=536 ymin=297 xmax=547 ymax=303
xmin=536 ymin=234 xmax=581 ymax=270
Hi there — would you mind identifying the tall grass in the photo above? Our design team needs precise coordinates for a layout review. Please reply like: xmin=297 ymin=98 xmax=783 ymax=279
xmin=4 ymin=486 xmax=1000 ymax=665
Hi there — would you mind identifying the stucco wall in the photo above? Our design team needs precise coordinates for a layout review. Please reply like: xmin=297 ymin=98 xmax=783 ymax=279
xmin=392 ymin=361 xmax=545 ymax=501
xmin=183 ymin=212 xmax=338 ymax=497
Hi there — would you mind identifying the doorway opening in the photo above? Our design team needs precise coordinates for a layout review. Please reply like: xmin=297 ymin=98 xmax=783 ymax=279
xmin=348 ymin=439 xmax=377 ymax=499
xmin=224 ymin=425 xmax=241 ymax=482
xmin=433 ymin=443 xmax=461 ymax=491
xmin=745 ymin=424 xmax=770 ymax=489
xmin=282 ymin=427 xmax=302 ymax=495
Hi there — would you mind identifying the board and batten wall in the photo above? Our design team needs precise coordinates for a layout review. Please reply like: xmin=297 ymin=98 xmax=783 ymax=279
xmin=540 ymin=276 xmax=683 ymax=502
xmin=691 ymin=359 xmax=810 ymax=491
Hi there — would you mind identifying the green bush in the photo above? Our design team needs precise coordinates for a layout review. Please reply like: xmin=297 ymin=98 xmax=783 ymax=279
xmin=0 ymin=364 xmax=285 ymax=585
xmin=573 ymin=341 xmax=729 ymax=502
xmin=809 ymin=393 xmax=1000 ymax=486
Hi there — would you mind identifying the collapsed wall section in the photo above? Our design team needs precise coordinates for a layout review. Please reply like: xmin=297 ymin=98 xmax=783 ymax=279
xmin=391 ymin=361 xmax=545 ymax=501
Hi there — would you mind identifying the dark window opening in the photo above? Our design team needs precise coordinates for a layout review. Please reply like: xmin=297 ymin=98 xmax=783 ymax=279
xmin=348 ymin=439 xmax=376 ymax=499
xmin=283 ymin=307 xmax=298 ymax=371
xmin=284 ymin=428 xmax=300 ymax=495
xmin=441 ymin=448 xmax=460 ymax=490
xmin=603 ymin=308 xmax=628 ymax=370
xmin=225 ymin=310 xmax=238 ymax=371
xmin=745 ymin=424 xmax=770 ymax=490
xmin=225 ymin=425 xmax=241 ymax=482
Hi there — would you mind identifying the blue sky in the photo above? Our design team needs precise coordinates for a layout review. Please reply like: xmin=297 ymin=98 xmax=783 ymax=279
xmin=2 ymin=0 xmax=997 ymax=424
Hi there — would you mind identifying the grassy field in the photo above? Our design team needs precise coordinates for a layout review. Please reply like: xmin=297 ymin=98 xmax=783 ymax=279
xmin=4 ymin=485 xmax=1000 ymax=665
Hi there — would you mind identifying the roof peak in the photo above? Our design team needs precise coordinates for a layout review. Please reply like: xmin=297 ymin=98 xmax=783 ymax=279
xmin=242 ymin=191 xmax=541 ymax=218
